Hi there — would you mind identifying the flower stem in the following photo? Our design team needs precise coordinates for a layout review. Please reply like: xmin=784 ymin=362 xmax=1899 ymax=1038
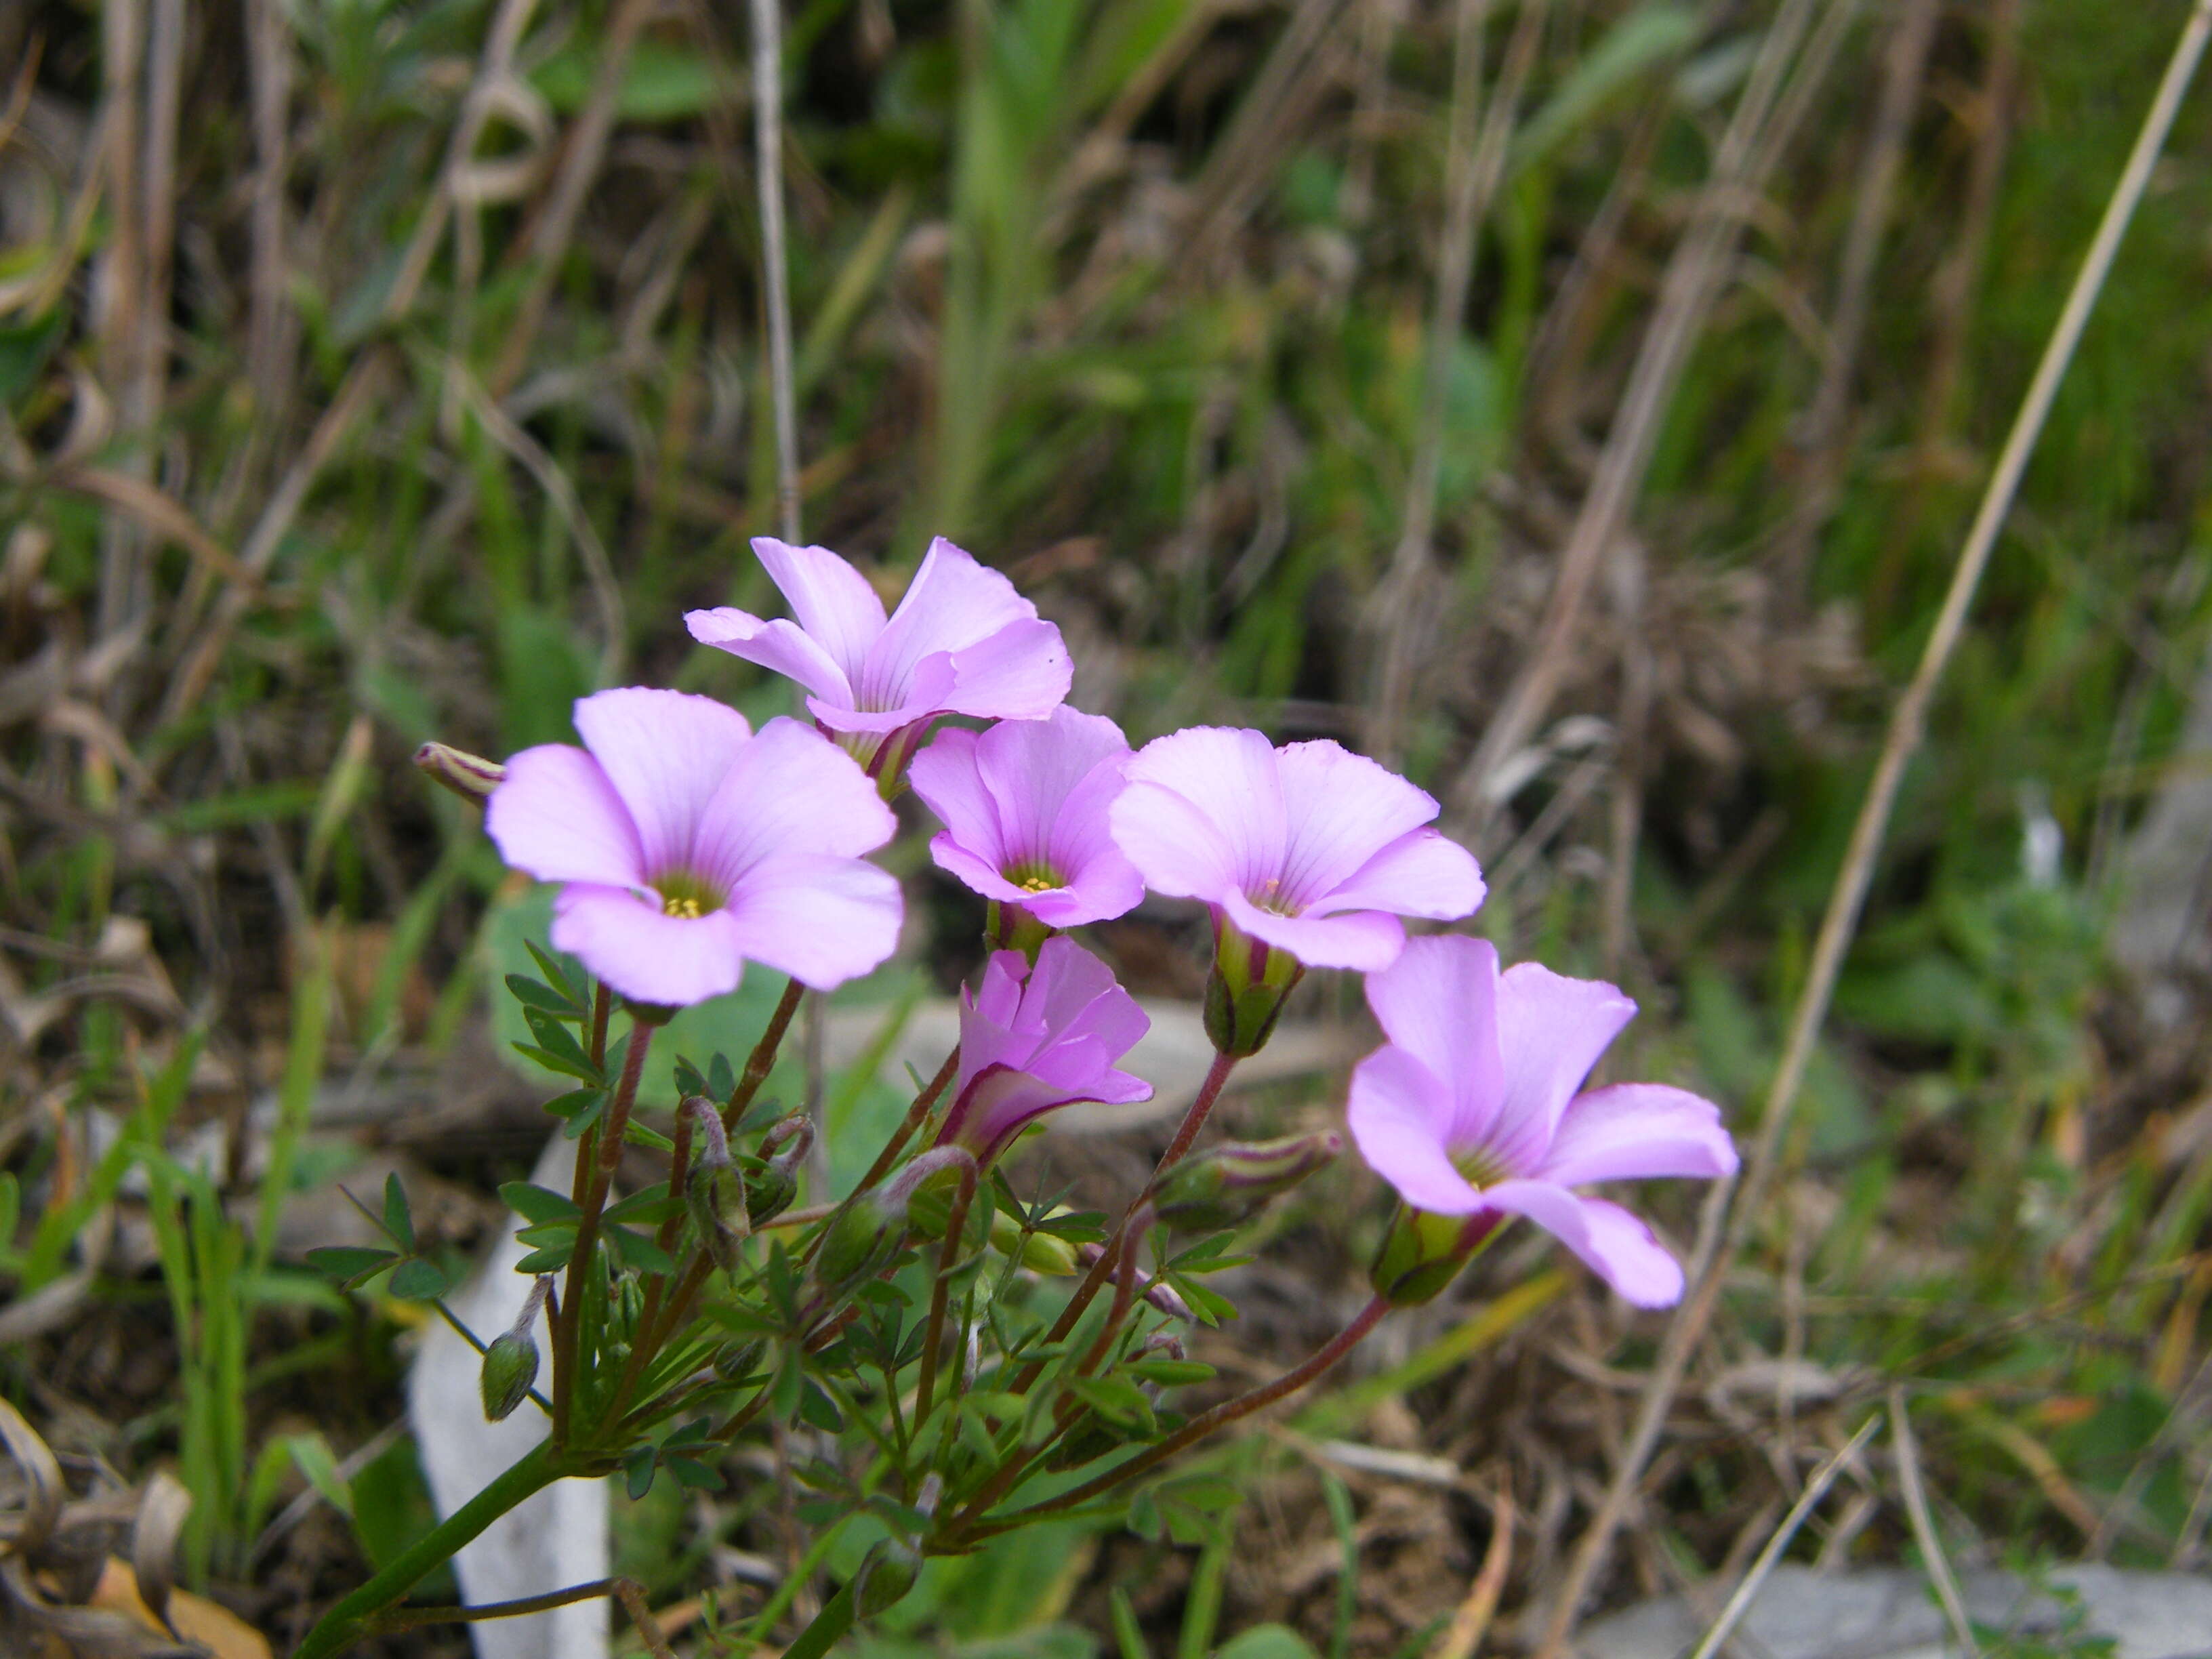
xmin=1014 ymin=1053 xmax=1240 ymax=1393
xmin=292 ymin=1440 xmax=565 ymax=1659
xmin=558 ymin=1019 xmax=652 ymax=1448
xmin=966 ymin=1295 xmax=1390 ymax=1541
xmin=725 ymin=977 xmax=806 ymax=1131
xmin=775 ymin=1579 xmax=857 ymax=1659
xmin=855 ymin=1045 xmax=961 ymax=1197
xmin=914 ymin=1159 xmax=978 ymax=1427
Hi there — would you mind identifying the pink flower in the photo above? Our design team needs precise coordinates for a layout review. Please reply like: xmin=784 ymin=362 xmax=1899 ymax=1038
xmin=935 ymin=937 xmax=1152 ymax=1165
xmin=908 ymin=706 xmax=1144 ymax=930
xmin=1347 ymin=936 xmax=1738 ymax=1307
xmin=1108 ymin=726 xmax=1485 ymax=973
xmin=485 ymin=689 xmax=902 ymax=1007
xmin=685 ymin=537 xmax=1072 ymax=785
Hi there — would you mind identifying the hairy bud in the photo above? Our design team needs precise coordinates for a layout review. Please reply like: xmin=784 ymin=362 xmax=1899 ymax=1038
xmin=1152 ymin=1130 xmax=1343 ymax=1233
xmin=478 ymin=1332 xmax=539 ymax=1422
xmin=815 ymin=1147 xmax=972 ymax=1303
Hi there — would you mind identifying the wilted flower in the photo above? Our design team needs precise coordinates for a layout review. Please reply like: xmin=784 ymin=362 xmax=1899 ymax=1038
xmin=1109 ymin=726 xmax=1485 ymax=1053
xmin=909 ymin=705 xmax=1143 ymax=941
xmin=686 ymin=537 xmax=1072 ymax=787
xmin=1348 ymin=937 xmax=1738 ymax=1307
xmin=486 ymin=689 xmax=901 ymax=1008
xmin=934 ymin=937 xmax=1151 ymax=1165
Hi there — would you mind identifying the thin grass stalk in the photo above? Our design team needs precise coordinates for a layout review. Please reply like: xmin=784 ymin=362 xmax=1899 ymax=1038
xmin=1531 ymin=9 xmax=2212 ymax=1647
xmin=752 ymin=0 xmax=802 ymax=544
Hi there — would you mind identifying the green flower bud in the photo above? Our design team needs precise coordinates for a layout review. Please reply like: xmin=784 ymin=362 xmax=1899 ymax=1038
xmin=713 ymin=1338 xmax=766 ymax=1382
xmin=479 ymin=1331 xmax=539 ymax=1422
xmin=1370 ymin=1206 xmax=1500 ymax=1307
xmin=746 ymin=1111 xmax=811 ymax=1227
xmin=1203 ymin=918 xmax=1305 ymax=1057
xmin=853 ymin=1538 xmax=924 ymax=1618
xmin=987 ymin=1209 xmax=1080 ymax=1275
xmin=813 ymin=1147 xmax=969 ymax=1303
xmin=1151 ymin=1130 xmax=1343 ymax=1233
xmin=684 ymin=1097 xmax=754 ymax=1269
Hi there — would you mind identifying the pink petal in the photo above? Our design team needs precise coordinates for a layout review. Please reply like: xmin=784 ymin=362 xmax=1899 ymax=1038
xmin=720 ymin=852 xmax=903 ymax=991
xmin=1031 ymin=937 xmax=1150 ymax=1058
xmin=977 ymin=708 xmax=1129 ymax=871
xmin=1363 ymin=936 xmax=1505 ymax=1153
xmin=928 ymin=836 xmax=1036 ymax=907
xmin=1221 ymin=889 xmax=1404 ymax=972
xmin=1536 ymin=1084 xmax=1739 ymax=1187
xmin=573 ymin=689 xmax=754 ymax=877
xmin=1022 ymin=859 xmax=1145 ymax=928
xmin=858 ymin=539 xmax=1035 ymax=712
xmin=691 ymin=717 xmax=897 ymax=890
xmin=1273 ymin=741 xmax=1441 ymax=909
xmin=910 ymin=727 xmax=1007 ymax=869
xmin=551 ymin=883 xmax=746 ymax=1006
xmin=939 ymin=617 xmax=1073 ymax=721
xmin=1115 ymin=726 xmax=1287 ymax=898
xmin=1347 ymin=1045 xmax=1485 ymax=1214
xmin=1309 ymin=827 xmax=1487 ymax=922
xmin=486 ymin=745 xmax=644 ymax=888
xmin=1495 ymin=962 xmax=1637 ymax=1147
xmin=1476 ymin=1181 xmax=1685 ymax=1307
xmin=752 ymin=537 xmax=888 ymax=684
xmin=687 ymin=610 xmax=856 ymax=709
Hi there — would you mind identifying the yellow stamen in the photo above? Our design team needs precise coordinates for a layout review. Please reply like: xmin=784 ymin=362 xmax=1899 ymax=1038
xmin=1019 ymin=876 xmax=1056 ymax=894
xmin=663 ymin=895 xmax=703 ymax=919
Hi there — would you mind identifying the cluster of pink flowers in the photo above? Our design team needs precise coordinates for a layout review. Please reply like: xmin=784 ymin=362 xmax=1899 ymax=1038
xmin=486 ymin=536 xmax=1736 ymax=1307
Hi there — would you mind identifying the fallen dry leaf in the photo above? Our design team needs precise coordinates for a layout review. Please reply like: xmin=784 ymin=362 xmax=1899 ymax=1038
xmin=89 ymin=1559 xmax=270 ymax=1659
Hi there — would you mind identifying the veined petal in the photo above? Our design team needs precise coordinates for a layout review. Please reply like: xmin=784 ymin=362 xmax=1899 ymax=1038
xmin=1023 ymin=859 xmax=1145 ymax=928
xmin=1118 ymin=726 xmax=1288 ymax=897
xmin=1274 ymin=741 xmax=1441 ymax=909
xmin=573 ymin=689 xmax=753 ymax=877
xmin=1221 ymin=889 xmax=1404 ymax=972
xmin=752 ymin=537 xmax=887 ymax=684
xmin=1310 ymin=827 xmax=1486 ymax=922
xmin=1347 ymin=1045 xmax=1485 ymax=1214
xmin=939 ymin=617 xmax=1073 ymax=722
xmin=486 ymin=744 xmax=644 ymax=888
xmin=1476 ymin=1181 xmax=1685 ymax=1307
xmin=1363 ymin=937 xmax=1506 ymax=1155
xmin=1536 ymin=1084 xmax=1739 ymax=1187
xmin=977 ymin=707 xmax=1129 ymax=871
xmin=910 ymin=727 xmax=1008 ymax=868
xmin=720 ymin=852 xmax=903 ymax=991
xmin=551 ymin=883 xmax=746 ymax=1006
xmin=691 ymin=717 xmax=896 ymax=891
xmin=685 ymin=610 xmax=856 ymax=709
xmin=860 ymin=539 xmax=1037 ymax=712
xmin=1495 ymin=962 xmax=1636 ymax=1148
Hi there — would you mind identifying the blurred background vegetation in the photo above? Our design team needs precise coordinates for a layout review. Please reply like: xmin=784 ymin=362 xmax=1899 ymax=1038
xmin=6 ymin=0 xmax=2212 ymax=1652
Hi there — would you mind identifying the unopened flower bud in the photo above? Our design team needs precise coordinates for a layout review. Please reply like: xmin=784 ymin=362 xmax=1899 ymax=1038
xmin=814 ymin=1147 xmax=968 ymax=1302
xmin=987 ymin=1209 xmax=1079 ymax=1275
xmin=713 ymin=1338 xmax=766 ymax=1381
xmin=478 ymin=1276 xmax=551 ymax=1422
xmin=853 ymin=1537 xmax=924 ymax=1618
xmin=745 ymin=1112 xmax=811 ymax=1228
xmin=1203 ymin=918 xmax=1305 ymax=1057
xmin=683 ymin=1099 xmax=750 ymax=1271
xmin=413 ymin=742 xmax=506 ymax=806
xmin=1152 ymin=1130 xmax=1342 ymax=1233
xmin=1370 ymin=1206 xmax=1500 ymax=1307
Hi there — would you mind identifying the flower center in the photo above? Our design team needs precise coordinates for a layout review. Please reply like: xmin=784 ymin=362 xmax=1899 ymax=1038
xmin=1451 ymin=1147 xmax=1511 ymax=1191
xmin=1250 ymin=875 xmax=1298 ymax=916
xmin=654 ymin=870 xmax=724 ymax=920
xmin=1007 ymin=861 xmax=1062 ymax=896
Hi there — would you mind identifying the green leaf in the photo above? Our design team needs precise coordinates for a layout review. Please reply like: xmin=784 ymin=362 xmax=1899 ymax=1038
xmin=382 ymin=1173 xmax=415 ymax=1252
xmin=505 ymin=974 xmax=579 ymax=1017
xmin=499 ymin=1182 xmax=582 ymax=1224
xmin=306 ymin=1246 xmax=397 ymax=1286
xmin=524 ymin=940 xmax=585 ymax=1008
xmin=606 ymin=1226 xmax=676 ymax=1275
xmin=668 ymin=1456 xmax=722 ymax=1491
xmin=1215 ymin=1626 xmax=1323 ymax=1659
xmin=602 ymin=1184 xmax=677 ymax=1224
xmin=512 ymin=1042 xmax=603 ymax=1084
xmin=287 ymin=1433 xmax=354 ymax=1519
xmin=525 ymin=1005 xmax=595 ymax=1071
xmin=514 ymin=1245 xmax=573 ymax=1275
xmin=1128 ymin=1359 xmax=1215 ymax=1387
xmin=625 ymin=1447 xmax=657 ymax=1501
xmin=388 ymin=1258 xmax=448 ymax=1301
xmin=1067 ymin=1374 xmax=1154 ymax=1431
